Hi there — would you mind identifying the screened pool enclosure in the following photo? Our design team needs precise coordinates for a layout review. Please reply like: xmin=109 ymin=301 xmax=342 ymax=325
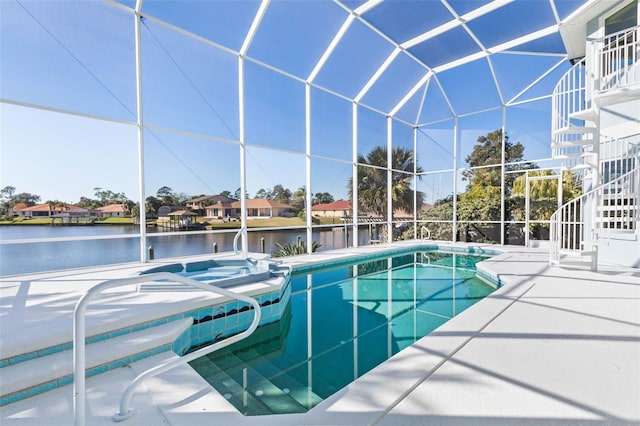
xmin=1 ymin=0 xmax=593 ymax=274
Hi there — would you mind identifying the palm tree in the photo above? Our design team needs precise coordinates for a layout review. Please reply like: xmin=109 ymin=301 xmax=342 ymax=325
xmin=46 ymin=200 xmax=67 ymax=223
xmin=349 ymin=146 xmax=424 ymax=240
xmin=349 ymin=146 xmax=424 ymax=217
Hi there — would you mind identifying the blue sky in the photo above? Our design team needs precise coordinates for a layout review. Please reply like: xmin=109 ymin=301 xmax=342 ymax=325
xmin=0 ymin=0 xmax=584 ymax=204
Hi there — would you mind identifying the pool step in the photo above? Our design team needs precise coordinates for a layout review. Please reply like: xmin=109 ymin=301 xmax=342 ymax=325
xmin=196 ymin=351 xmax=314 ymax=414
xmin=239 ymin=348 xmax=323 ymax=409
xmin=0 ymin=317 xmax=192 ymax=405
xmin=189 ymin=356 xmax=273 ymax=415
xmin=232 ymin=345 xmax=330 ymax=404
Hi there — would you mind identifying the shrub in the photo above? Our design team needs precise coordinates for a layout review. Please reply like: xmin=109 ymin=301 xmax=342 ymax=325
xmin=272 ymin=239 xmax=321 ymax=257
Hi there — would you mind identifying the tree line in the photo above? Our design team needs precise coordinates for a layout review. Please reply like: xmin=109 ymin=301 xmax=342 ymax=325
xmin=0 ymin=184 xmax=336 ymax=218
xmin=3 ymin=129 xmax=571 ymax=239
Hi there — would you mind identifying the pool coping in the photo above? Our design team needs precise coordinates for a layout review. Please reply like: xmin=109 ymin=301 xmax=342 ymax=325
xmin=2 ymin=241 xmax=638 ymax=425
xmin=133 ymin=241 xmax=639 ymax=425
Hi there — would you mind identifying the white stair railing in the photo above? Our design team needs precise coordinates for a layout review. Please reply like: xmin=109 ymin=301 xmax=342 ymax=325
xmin=551 ymin=25 xmax=640 ymax=169
xmin=550 ymin=166 xmax=639 ymax=270
xmin=596 ymin=25 xmax=640 ymax=92
xmin=73 ymin=272 xmax=262 ymax=426
xmin=551 ymin=57 xmax=595 ymax=169
xmin=233 ymin=226 xmax=246 ymax=255
xmin=552 ymin=56 xmax=589 ymax=135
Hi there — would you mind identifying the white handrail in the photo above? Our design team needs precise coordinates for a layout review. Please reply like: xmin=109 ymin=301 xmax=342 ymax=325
xmin=72 ymin=272 xmax=261 ymax=426
xmin=551 ymin=56 xmax=591 ymax=168
xmin=550 ymin=166 xmax=639 ymax=268
xmin=421 ymin=226 xmax=431 ymax=240
xmin=596 ymin=25 xmax=639 ymax=92
xmin=233 ymin=226 xmax=246 ymax=255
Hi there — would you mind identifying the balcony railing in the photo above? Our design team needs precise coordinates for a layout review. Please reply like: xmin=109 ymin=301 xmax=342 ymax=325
xmin=596 ymin=25 xmax=640 ymax=92
xmin=551 ymin=25 xmax=640 ymax=166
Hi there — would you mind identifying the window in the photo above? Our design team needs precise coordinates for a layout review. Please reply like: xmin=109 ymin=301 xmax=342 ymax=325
xmin=601 ymin=1 xmax=638 ymax=79
xmin=605 ymin=1 xmax=637 ymax=36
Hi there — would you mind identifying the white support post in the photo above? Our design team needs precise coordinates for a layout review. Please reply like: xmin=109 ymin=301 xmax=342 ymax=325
xmin=501 ymin=106 xmax=506 ymax=245
xmin=413 ymin=126 xmax=418 ymax=239
xmin=238 ymin=57 xmax=248 ymax=256
xmin=134 ymin=0 xmax=147 ymax=263
xmin=452 ymin=117 xmax=458 ymax=242
xmin=236 ymin=0 xmax=269 ymax=256
xmin=305 ymin=83 xmax=313 ymax=253
xmin=387 ymin=116 xmax=393 ymax=243
xmin=352 ymin=102 xmax=359 ymax=248
xmin=525 ymin=171 xmax=530 ymax=247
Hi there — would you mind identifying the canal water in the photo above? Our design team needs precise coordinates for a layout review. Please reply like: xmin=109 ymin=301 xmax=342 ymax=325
xmin=0 ymin=225 xmax=374 ymax=276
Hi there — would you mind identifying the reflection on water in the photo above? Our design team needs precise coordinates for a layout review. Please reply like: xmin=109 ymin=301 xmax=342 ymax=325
xmin=0 ymin=225 xmax=371 ymax=276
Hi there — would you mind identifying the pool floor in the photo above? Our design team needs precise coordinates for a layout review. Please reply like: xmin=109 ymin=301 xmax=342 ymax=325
xmin=189 ymin=251 xmax=494 ymax=415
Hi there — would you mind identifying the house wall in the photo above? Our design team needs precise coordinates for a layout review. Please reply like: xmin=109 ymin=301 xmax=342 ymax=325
xmin=101 ymin=211 xmax=122 ymax=217
xmin=600 ymin=234 xmax=640 ymax=267
xmin=600 ymin=99 xmax=640 ymax=140
xmin=597 ymin=98 xmax=640 ymax=267
xmin=313 ymin=210 xmax=349 ymax=218
xmin=580 ymin=3 xmax=640 ymax=268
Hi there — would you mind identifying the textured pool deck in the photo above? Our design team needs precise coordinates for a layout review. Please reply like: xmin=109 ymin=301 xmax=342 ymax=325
xmin=1 ymin=242 xmax=639 ymax=425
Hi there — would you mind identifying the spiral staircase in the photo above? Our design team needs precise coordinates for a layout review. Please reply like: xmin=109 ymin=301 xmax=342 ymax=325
xmin=550 ymin=25 xmax=640 ymax=270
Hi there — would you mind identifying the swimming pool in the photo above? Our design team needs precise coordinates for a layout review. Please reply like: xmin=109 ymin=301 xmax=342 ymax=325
xmin=189 ymin=250 xmax=495 ymax=415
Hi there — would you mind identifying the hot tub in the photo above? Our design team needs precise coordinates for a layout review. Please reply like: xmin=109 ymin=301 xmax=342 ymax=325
xmin=139 ymin=258 xmax=285 ymax=289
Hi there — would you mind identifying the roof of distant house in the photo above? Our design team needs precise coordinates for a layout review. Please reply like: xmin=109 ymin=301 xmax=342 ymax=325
xmin=168 ymin=210 xmax=197 ymax=216
xmin=188 ymin=194 xmax=237 ymax=204
xmin=311 ymin=199 xmax=351 ymax=211
xmin=18 ymin=204 xmax=54 ymax=212
xmin=17 ymin=203 xmax=86 ymax=212
xmin=96 ymin=204 xmax=127 ymax=213
xmin=12 ymin=202 xmax=28 ymax=211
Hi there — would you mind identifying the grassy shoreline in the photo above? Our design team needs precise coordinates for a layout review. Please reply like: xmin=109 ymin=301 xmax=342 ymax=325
xmin=0 ymin=218 xmax=136 ymax=226
xmin=0 ymin=216 xmax=344 ymax=228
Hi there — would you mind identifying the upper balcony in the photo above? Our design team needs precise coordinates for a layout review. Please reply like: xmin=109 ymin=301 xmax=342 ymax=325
xmin=551 ymin=25 xmax=640 ymax=166
xmin=593 ymin=25 xmax=640 ymax=105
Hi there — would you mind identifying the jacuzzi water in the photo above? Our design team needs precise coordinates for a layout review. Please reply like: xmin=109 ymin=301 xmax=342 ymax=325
xmin=139 ymin=258 xmax=276 ymax=289
xmin=189 ymin=249 xmax=496 ymax=416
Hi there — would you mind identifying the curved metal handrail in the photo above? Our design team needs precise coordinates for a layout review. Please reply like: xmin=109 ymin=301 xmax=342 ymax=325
xmin=420 ymin=226 xmax=431 ymax=240
xmin=72 ymin=272 xmax=261 ymax=426
xmin=233 ymin=226 xmax=246 ymax=255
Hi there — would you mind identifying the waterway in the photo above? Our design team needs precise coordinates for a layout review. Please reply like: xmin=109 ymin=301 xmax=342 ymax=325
xmin=0 ymin=225 xmax=373 ymax=277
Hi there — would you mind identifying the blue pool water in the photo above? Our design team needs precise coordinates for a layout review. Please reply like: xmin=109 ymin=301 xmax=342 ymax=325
xmin=189 ymin=250 xmax=495 ymax=415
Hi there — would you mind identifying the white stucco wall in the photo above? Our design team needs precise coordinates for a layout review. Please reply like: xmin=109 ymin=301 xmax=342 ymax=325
xmin=598 ymin=98 xmax=640 ymax=268
xmin=599 ymin=99 xmax=640 ymax=140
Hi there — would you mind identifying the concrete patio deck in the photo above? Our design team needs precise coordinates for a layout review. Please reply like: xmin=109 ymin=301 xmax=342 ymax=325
xmin=1 ymin=243 xmax=638 ymax=425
